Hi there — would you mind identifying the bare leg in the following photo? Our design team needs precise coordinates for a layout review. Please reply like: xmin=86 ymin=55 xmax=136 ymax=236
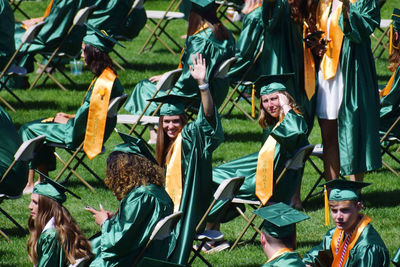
xmin=148 ymin=125 xmax=157 ymax=144
xmin=318 ymin=118 xmax=340 ymax=180
xmin=349 ymin=172 xmax=364 ymax=182
xmin=291 ymin=184 xmax=303 ymax=210
xmin=23 ymin=165 xmax=49 ymax=194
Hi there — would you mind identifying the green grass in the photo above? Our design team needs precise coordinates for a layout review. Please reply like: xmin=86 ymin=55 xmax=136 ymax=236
xmin=1 ymin=0 xmax=399 ymax=266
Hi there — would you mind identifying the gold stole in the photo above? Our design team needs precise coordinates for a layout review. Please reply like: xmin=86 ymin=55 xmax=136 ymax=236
xmin=177 ymin=23 xmax=209 ymax=69
xmin=22 ymin=0 xmax=54 ymax=30
xmin=303 ymin=25 xmax=316 ymax=100
xmin=165 ymin=133 xmax=183 ymax=212
xmin=330 ymin=215 xmax=372 ymax=267
xmin=83 ymin=67 xmax=115 ymax=159
xmin=266 ymin=248 xmax=294 ymax=263
xmin=255 ymin=117 xmax=283 ymax=205
xmin=380 ymin=72 xmax=396 ymax=98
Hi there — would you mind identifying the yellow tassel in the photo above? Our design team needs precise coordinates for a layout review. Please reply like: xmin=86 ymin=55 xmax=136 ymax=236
xmin=252 ymin=84 xmax=255 ymax=118
xmin=324 ymin=185 xmax=330 ymax=226
xmin=389 ymin=23 xmax=393 ymax=56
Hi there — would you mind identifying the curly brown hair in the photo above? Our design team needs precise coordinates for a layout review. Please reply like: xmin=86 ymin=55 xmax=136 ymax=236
xmin=258 ymin=91 xmax=299 ymax=128
xmin=27 ymin=195 xmax=92 ymax=265
xmin=388 ymin=30 xmax=400 ymax=72
xmin=104 ymin=151 xmax=164 ymax=200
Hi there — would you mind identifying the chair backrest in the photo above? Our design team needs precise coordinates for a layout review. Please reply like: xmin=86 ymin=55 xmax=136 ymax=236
xmin=21 ymin=21 xmax=46 ymax=44
xmin=213 ymin=57 xmax=237 ymax=79
xmin=150 ymin=211 xmax=183 ymax=241
xmin=14 ymin=135 xmax=46 ymax=161
xmin=214 ymin=176 xmax=244 ymax=201
xmin=131 ymin=0 xmax=145 ymax=11
xmin=73 ymin=5 xmax=96 ymax=26
xmin=107 ymin=94 xmax=128 ymax=118
xmin=157 ymin=69 xmax=183 ymax=91
xmin=285 ymin=144 xmax=315 ymax=170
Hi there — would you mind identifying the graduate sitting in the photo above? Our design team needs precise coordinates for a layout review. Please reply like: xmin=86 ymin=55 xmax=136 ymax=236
xmin=303 ymin=180 xmax=390 ymax=267
xmin=19 ymin=27 xmax=124 ymax=193
xmin=254 ymin=202 xmax=309 ymax=267
xmin=86 ymin=148 xmax=173 ymax=266
xmin=0 ymin=0 xmax=15 ymax=70
xmin=379 ymin=8 xmax=400 ymax=138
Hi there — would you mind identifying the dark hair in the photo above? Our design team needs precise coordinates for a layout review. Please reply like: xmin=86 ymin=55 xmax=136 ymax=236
xmin=289 ymin=0 xmax=317 ymax=32
xmin=27 ymin=195 xmax=92 ymax=265
xmin=83 ymin=44 xmax=116 ymax=76
xmin=155 ymin=114 xmax=188 ymax=166
xmin=187 ymin=5 xmax=229 ymax=41
xmin=104 ymin=151 xmax=164 ymax=200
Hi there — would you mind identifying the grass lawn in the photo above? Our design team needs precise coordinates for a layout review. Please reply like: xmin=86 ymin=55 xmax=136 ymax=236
xmin=1 ymin=0 xmax=399 ymax=266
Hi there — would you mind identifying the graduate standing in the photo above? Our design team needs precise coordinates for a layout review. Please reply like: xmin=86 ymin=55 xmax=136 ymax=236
xmin=0 ymin=0 xmax=15 ymax=69
xmin=27 ymin=177 xmax=92 ymax=267
xmin=20 ymin=27 xmax=124 ymax=193
xmin=254 ymin=203 xmax=309 ymax=267
xmin=314 ymin=0 xmax=381 ymax=182
xmin=303 ymin=180 xmax=389 ymax=267
xmin=87 ymin=150 xmax=173 ymax=266
xmin=152 ymin=53 xmax=224 ymax=265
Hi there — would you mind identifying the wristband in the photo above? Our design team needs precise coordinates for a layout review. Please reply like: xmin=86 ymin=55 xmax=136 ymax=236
xmin=198 ymin=83 xmax=209 ymax=91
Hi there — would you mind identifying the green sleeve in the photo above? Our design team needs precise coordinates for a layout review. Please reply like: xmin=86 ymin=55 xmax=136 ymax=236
xmin=37 ymin=229 xmax=65 ymax=267
xmin=339 ymin=0 xmax=380 ymax=44
xmin=303 ymin=228 xmax=334 ymax=266
xmin=262 ymin=0 xmax=285 ymax=31
xmin=270 ymin=110 xmax=308 ymax=153
xmin=393 ymin=247 xmax=400 ymax=267
xmin=349 ymin=245 xmax=390 ymax=267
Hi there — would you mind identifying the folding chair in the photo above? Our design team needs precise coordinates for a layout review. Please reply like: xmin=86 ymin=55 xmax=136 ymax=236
xmin=380 ymin=116 xmax=400 ymax=176
xmin=371 ymin=19 xmax=392 ymax=59
xmin=215 ymin=0 xmax=242 ymax=32
xmin=139 ymin=0 xmax=184 ymax=55
xmin=229 ymin=144 xmax=314 ymax=251
xmin=50 ymin=94 xmax=128 ymax=192
xmin=131 ymin=211 xmax=183 ymax=267
xmin=117 ymin=68 xmax=182 ymax=147
xmin=218 ymin=41 xmax=264 ymax=121
xmin=0 ymin=135 xmax=46 ymax=240
xmin=0 ymin=21 xmax=45 ymax=112
xmin=188 ymin=176 xmax=245 ymax=266
xmin=8 ymin=0 xmax=31 ymax=20
xmin=28 ymin=5 xmax=96 ymax=91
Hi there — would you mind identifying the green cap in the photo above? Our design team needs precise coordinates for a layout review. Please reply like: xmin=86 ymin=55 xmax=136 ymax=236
xmin=320 ymin=179 xmax=370 ymax=201
xmin=113 ymin=131 xmax=157 ymax=164
xmin=33 ymin=170 xmax=81 ymax=204
xmin=83 ymin=23 xmax=125 ymax=53
xmin=254 ymin=73 xmax=294 ymax=96
xmin=253 ymin=202 xmax=309 ymax=238
xmin=392 ymin=8 xmax=400 ymax=31
xmin=149 ymin=95 xmax=189 ymax=116
xmin=190 ymin=0 xmax=214 ymax=11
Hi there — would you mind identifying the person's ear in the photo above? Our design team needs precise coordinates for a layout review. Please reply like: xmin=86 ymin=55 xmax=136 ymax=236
xmin=261 ymin=232 xmax=267 ymax=246
xmin=395 ymin=31 xmax=399 ymax=43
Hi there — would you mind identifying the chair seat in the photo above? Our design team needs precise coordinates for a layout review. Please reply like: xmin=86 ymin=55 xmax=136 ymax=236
xmin=146 ymin=10 xmax=184 ymax=20
xmin=311 ymin=144 xmax=323 ymax=158
xmin=380 ymin=19 xmax=391 ymax=28
xmin=117 ymin=114 xmax=159 ymax=125
xmin=232 ymin=198 xmax=261 ymax=205
xmin=47 ymin=142 xmax=106 ymax=154
xmin=6 ymin=66 xmax=27 ymax=76
xmin=195 ymin=230 xmax=224 ymax=242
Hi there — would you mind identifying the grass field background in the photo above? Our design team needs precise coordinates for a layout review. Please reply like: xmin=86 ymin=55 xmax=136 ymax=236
xmin=1 ymin=0 xmax=399 ymax=266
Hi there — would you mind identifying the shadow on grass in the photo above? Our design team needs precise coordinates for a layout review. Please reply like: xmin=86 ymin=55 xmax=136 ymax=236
xmin=298 ymin=240 xmax=322 ymax=248
xmin=0 ymin=227 xmax=28 ymax=238
xmin=363 ymin=189 xmax=400 ymax=208
xmin=59 ymin=177 xmax=106 ymax=191
xmin=116 ymin=61 xmax=178 ymax=72
xmin=11 ymin=100 xmax=79 ymax=111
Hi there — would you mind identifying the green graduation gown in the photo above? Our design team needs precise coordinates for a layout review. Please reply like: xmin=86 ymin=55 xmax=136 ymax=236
xmin=124 ymin=28 xmax=235 ymax=115
xmin=0 ymin=0 xmax=15 ymax=69
xmin=303 ymin=222 xmax=390 ymax=267
xmin=19 ymin=76 xmax=124 ymax=170
xmin=168 ymin=106 xmax=224 ymax=265
xmin=393 ymin=247 xmax=400 ymax=267
xmin=334 ymin=0 xmax=381 ymax=175
xmin=380 ymin=65 xmax=400 ymax=137
xmin=37 ymin=226 xmax=67 ymax=267
xmin=260 ymin=0 xmax=316 ymax=131
xmin=208 ymin=110 xmax=308 ymax=222
xmin=0 ymin=106 xmax=28 ymax=196
xmin=90 ymin=184 xmax=173 ymax=267
xmin=261 ymin=252 xmax=305 ymax=267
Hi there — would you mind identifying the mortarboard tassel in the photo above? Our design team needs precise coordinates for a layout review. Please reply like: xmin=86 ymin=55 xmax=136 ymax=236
xmin=324 ymin=185 xmax=330 ymax=226
xmin=252 ymin=84 xmax=255 ymax=118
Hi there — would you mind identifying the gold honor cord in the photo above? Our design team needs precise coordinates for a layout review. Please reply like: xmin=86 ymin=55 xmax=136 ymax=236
xmin=83 ymin=67 xmax=115 ymax=159
xmin=324 ymin=185 xmax=330 ymax=226
xmin=252 ymin=84 xmax=256 ymax=118
xmin=165 ymin=133 xmax=183 ymax=212
xmin=380 ymin=71 xmax=396 ymax=98
xmin=303 ymin=25 xmax=316 ymax=100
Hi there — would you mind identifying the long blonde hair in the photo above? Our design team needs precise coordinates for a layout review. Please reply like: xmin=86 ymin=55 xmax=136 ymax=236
xmin=27 ymin=195 xmax=92 ymax=265
xmin=258 ymin=91 xmax=299 ymax=129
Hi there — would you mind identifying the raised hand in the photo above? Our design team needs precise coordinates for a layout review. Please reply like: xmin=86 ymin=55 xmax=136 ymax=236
xmin=189 ymin=53 xmax=207 ymax=86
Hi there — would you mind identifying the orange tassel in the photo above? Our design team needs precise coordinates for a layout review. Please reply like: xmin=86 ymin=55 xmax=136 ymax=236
xmin=389 ymin=23 xmax=393 ymax=56
xmin=251 ymin=84 xmax=255 ymax=118
xmin=324 ymin=185 xmax=330 ymax=226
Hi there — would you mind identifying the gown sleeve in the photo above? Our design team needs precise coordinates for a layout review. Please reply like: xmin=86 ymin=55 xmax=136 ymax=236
xmin=302 ymin=229 xmax=335 ymax=266
xmin=262 ymin=0 xmax=285 ymax=31
xmin=37 ymin=229 xmax=64 ymax=267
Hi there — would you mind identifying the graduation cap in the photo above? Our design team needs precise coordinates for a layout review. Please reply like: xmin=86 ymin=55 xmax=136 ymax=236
xmin=254 ymin=73 xmax=294 ymax=96
xmin=149 ymin=94 xmax=192 ymax=116
xmin=190 ymin=0 xmax=214 ymax=11
xmin=253 ymin=202 xmax=309 ymax=238
xmin=320 ymin=179 xmax=370 ymax=201
xmin=392 ymin=8 xmax=400 ymax=31
xmin=83 ymin=23 xmax=125 ymax=53
xmin=113 ymin=130 xmax=157 ymax=164
xmin=33 ymin=170 xmax=81 ymax=204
